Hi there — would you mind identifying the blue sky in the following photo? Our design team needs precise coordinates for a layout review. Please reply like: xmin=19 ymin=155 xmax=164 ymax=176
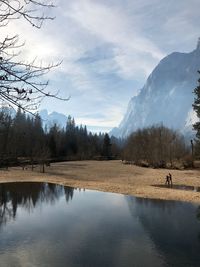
xmin=6 ymin=0 xmax=200 ymax=132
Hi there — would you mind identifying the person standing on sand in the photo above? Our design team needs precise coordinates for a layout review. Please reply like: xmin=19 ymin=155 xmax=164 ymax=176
xmin=169 ymin=173 xmax=173 ymax=186
xmin=165 ymin=175 xmax=170 ymax=186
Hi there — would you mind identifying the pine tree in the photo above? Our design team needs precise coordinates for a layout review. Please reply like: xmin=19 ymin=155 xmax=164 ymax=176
xmin=193 ymin=71 xmax=200 ymax=154
xmin=102 ymin=133 xmax=112 ymax=159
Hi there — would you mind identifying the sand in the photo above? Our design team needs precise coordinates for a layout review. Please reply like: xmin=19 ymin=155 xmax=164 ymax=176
xmin=1 ymin=160 xmax=200 ymax=203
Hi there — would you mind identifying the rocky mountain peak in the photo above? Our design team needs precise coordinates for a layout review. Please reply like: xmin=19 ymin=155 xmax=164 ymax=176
xmin=110 ymin=40 xmax=200 ymax=139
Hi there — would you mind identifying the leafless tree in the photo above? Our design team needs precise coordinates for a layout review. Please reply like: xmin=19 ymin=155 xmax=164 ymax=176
xmin=0 ymin=0 xmax=68 ymax=114
xmin=123 ymin=125 xmax=188 ymax=168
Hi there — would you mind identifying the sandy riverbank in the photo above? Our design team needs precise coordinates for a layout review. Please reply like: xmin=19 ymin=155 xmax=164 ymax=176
xmin=1 ymin=160 xmax=200 ymax=203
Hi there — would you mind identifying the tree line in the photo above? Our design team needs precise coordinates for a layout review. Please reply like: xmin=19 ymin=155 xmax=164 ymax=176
xmin=0 ymin=107 xmax=191 ymax=170
xmin=0 ymin=108 xmax=121 ymax=168
xmin=122 ymin=125 xmax=190 ymax=168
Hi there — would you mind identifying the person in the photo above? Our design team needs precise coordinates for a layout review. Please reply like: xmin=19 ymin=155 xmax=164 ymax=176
xmin=168 ymin=173 xmax=173 ymax=186
xmin=165 ymin=175 xmax=170 ymax=186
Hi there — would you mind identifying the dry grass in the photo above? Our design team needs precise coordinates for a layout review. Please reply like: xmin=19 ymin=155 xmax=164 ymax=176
xmin=1 ymin=160 xmax=200 ymax=203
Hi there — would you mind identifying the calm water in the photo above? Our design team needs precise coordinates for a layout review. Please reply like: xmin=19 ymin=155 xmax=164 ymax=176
xmin=0 ymin=182 xmax=200 ymax=267
xmin=154 ymin=184 xmax=200 ymax=192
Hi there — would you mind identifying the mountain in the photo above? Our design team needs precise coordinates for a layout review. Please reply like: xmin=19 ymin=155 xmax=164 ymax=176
xmin=111 ymin=39 xmax=200 ymax=138
xmin=39 ymin=109 xmax=68 ymax=128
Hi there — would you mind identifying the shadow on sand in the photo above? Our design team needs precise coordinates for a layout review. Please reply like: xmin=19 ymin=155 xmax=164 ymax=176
xmin=153 ymin=184 xmax=200 ymax=192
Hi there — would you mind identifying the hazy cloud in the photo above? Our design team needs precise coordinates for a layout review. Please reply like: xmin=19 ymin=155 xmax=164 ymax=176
xmin=5 ymin=0 xmax=200 ymax=130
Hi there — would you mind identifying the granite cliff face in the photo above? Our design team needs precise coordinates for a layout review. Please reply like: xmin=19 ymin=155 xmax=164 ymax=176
xmin=111 ymin=40 xmax=200 ymax=138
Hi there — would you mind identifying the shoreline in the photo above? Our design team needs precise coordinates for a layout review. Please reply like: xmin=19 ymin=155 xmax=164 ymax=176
xmin=1 ymin=160 xmax=200 ymax=204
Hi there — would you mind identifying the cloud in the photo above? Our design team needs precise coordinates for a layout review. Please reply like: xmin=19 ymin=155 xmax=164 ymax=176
xmin=3 ymin=0 xmax=200 ymax=130
xmin=63 ymin=0 xmax=164 ymax=77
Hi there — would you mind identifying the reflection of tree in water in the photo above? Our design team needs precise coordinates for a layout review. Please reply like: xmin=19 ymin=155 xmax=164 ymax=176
xmin=0 ymin=182 xmax=74 ymax=228
xmin=64 ymin=187 xmax=74 ymax=202
xmin=196 ymin=206 xmax=200 ymax=221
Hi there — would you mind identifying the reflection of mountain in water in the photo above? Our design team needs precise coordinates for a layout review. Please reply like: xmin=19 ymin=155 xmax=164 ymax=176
xmin=0 ymin=182 xmax=74 ymax=227
xmin=126 ymin=196 xmax=200 ymax=267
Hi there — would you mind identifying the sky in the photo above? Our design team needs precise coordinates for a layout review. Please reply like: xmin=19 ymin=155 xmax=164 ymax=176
xmin=5 ymin=0 xmax=200 ymax=132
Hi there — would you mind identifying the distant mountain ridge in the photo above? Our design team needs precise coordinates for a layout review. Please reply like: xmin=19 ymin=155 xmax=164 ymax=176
xmin=0 ymin=108 xmax=69 ymax=129
xmin=39 ymin=110 xmax=110 ymax=133
xmin=111 ymin=39 xmax=200 ymax=138
xmin=39 ymin=109 xmax=68 ymax=128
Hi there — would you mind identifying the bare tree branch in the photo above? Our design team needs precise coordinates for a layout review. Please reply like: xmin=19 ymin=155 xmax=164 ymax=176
xmin=0 ymin=0 xmax=55 ymax=28
xmin=0 ymin=0 xmax=68 ymax=115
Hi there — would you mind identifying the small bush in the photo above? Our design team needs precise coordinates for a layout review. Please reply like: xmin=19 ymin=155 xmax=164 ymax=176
xmin=182 ymin=155 xmax=194 ymax=168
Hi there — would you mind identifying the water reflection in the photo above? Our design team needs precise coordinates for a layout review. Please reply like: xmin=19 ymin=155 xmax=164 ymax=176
xmin=0 ymin=182 xmax=74 ymax=227
xmin=0 ymin=182 xmax=200 ymax=267
xmin=153 ymin=184 xmax=200 ymax=192
xmin=196 ymin=206 xmax=200 ymax=220
xmin=126 ymin=197 xmax=200 ymax=267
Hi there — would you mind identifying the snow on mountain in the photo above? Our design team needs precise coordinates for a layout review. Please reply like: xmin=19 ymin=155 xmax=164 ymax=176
xmin=39 ymin=109 xmax=68 ymax=129
xmin=111 ymin=39 xmax=200 ymax=138
xmin=39 ymin=110 xmax=109 ymax=133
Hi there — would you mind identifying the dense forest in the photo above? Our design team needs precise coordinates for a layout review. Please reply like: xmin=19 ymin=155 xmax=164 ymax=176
xmin=0 ymin=106 xmax=193 ymax=170
xmin=0 ymin=108 xmax=121 ymax=169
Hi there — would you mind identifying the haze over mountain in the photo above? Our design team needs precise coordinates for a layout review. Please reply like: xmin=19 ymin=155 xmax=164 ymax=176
xmin=39 ymin=109 xmax=111 ymax=133
xmin=39 ymin=110 xmax=68 ymax=128
xmin=111 ymin=39 xmax=200 ymax=138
